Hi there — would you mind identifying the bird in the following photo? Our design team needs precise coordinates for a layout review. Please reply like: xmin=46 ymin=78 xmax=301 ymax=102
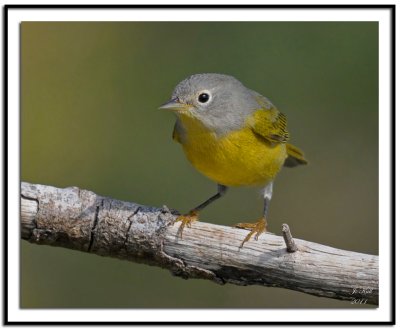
xmin=159 ymin=73 xmax=307 ymax=248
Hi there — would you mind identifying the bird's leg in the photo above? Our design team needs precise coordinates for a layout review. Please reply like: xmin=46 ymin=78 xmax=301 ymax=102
xmin=235 ymin=181 xmax=273 ymax=248
xmin=176 ymin=184 xmax=228 ymax=238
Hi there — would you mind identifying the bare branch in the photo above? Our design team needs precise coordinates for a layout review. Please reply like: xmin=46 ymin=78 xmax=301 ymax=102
xmin=20 ymin=182 xmax=378 ymax=305
xmin=282 ymin=223 xmax=298 ymax=252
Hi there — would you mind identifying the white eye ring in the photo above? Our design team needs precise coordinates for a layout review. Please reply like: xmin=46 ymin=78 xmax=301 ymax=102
xmin=197 ymin=90 xmax=212 ymax=104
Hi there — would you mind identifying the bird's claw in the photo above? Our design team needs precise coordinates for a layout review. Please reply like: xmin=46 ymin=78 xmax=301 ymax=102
xmin=234 ymin=217 xmax=267 ymax=248
xmin=175 ymin=210 xmax=199 ymax=238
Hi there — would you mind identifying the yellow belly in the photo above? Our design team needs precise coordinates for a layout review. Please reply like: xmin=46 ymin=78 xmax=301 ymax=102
xmin=180 ymin=124 xmax=287 ymax=187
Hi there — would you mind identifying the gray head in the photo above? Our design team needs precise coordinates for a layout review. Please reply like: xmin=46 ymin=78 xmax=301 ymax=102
xmin=159 ymin=73 xmax=270 ymax=135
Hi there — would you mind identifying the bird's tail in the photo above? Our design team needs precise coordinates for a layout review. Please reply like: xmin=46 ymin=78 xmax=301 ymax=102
xmin=284 ymin=143 xmax=308 ymax=167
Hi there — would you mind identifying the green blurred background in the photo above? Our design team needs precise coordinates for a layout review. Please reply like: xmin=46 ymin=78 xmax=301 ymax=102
xmin=21 ymin=22 xmax=378 ymax=308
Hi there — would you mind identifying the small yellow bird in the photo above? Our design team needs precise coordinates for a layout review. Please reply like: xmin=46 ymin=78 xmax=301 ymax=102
xmin=160 ymin=73 xmax=307 ymax=247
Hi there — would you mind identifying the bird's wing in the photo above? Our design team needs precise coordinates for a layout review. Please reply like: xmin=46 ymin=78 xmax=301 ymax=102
xmin=249 ymin=92 xmax=290 ymax=144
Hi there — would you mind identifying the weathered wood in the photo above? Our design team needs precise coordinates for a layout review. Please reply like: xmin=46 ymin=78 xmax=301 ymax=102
xmin=21 ymin=182 xmax=379 ymax=305
xmin=282 ymin=223 xmax=298 ymax=252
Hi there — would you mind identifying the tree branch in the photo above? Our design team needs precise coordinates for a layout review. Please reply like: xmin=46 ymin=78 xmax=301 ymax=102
xmin=20 ymin=182 xmax=378 ymax=305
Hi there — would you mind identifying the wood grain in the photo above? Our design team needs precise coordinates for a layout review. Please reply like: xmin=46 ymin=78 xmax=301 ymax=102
xmin=21 ymin=182 xmax=378 ymax=305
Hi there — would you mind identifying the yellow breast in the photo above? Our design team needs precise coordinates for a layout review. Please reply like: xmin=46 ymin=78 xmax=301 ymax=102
xmin=177 ymin=116 xmax=287 ymax=187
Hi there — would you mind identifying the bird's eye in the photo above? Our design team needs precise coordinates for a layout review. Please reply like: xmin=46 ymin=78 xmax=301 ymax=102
xmin=198 ymin=93 xmax=210 ymax=103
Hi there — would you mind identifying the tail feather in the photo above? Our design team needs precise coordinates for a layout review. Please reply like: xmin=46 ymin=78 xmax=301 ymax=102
xmin=284 ymin=143 xmax=308 ymax=167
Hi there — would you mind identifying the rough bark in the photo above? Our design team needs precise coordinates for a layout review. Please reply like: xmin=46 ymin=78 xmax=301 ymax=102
xmin=20 ymin=182 xmax=379 ymax=305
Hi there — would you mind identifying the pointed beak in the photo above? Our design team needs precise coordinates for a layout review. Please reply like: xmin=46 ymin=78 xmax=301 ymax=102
xmin=159 ymin=97 xmax=189 ymax=111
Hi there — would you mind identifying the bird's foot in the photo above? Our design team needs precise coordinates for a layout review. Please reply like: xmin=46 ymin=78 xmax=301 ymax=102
xmin=175 ymin=210 xmax=199 ymax=238
xmin=234 ymin=217 xmax=267 ymax=248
